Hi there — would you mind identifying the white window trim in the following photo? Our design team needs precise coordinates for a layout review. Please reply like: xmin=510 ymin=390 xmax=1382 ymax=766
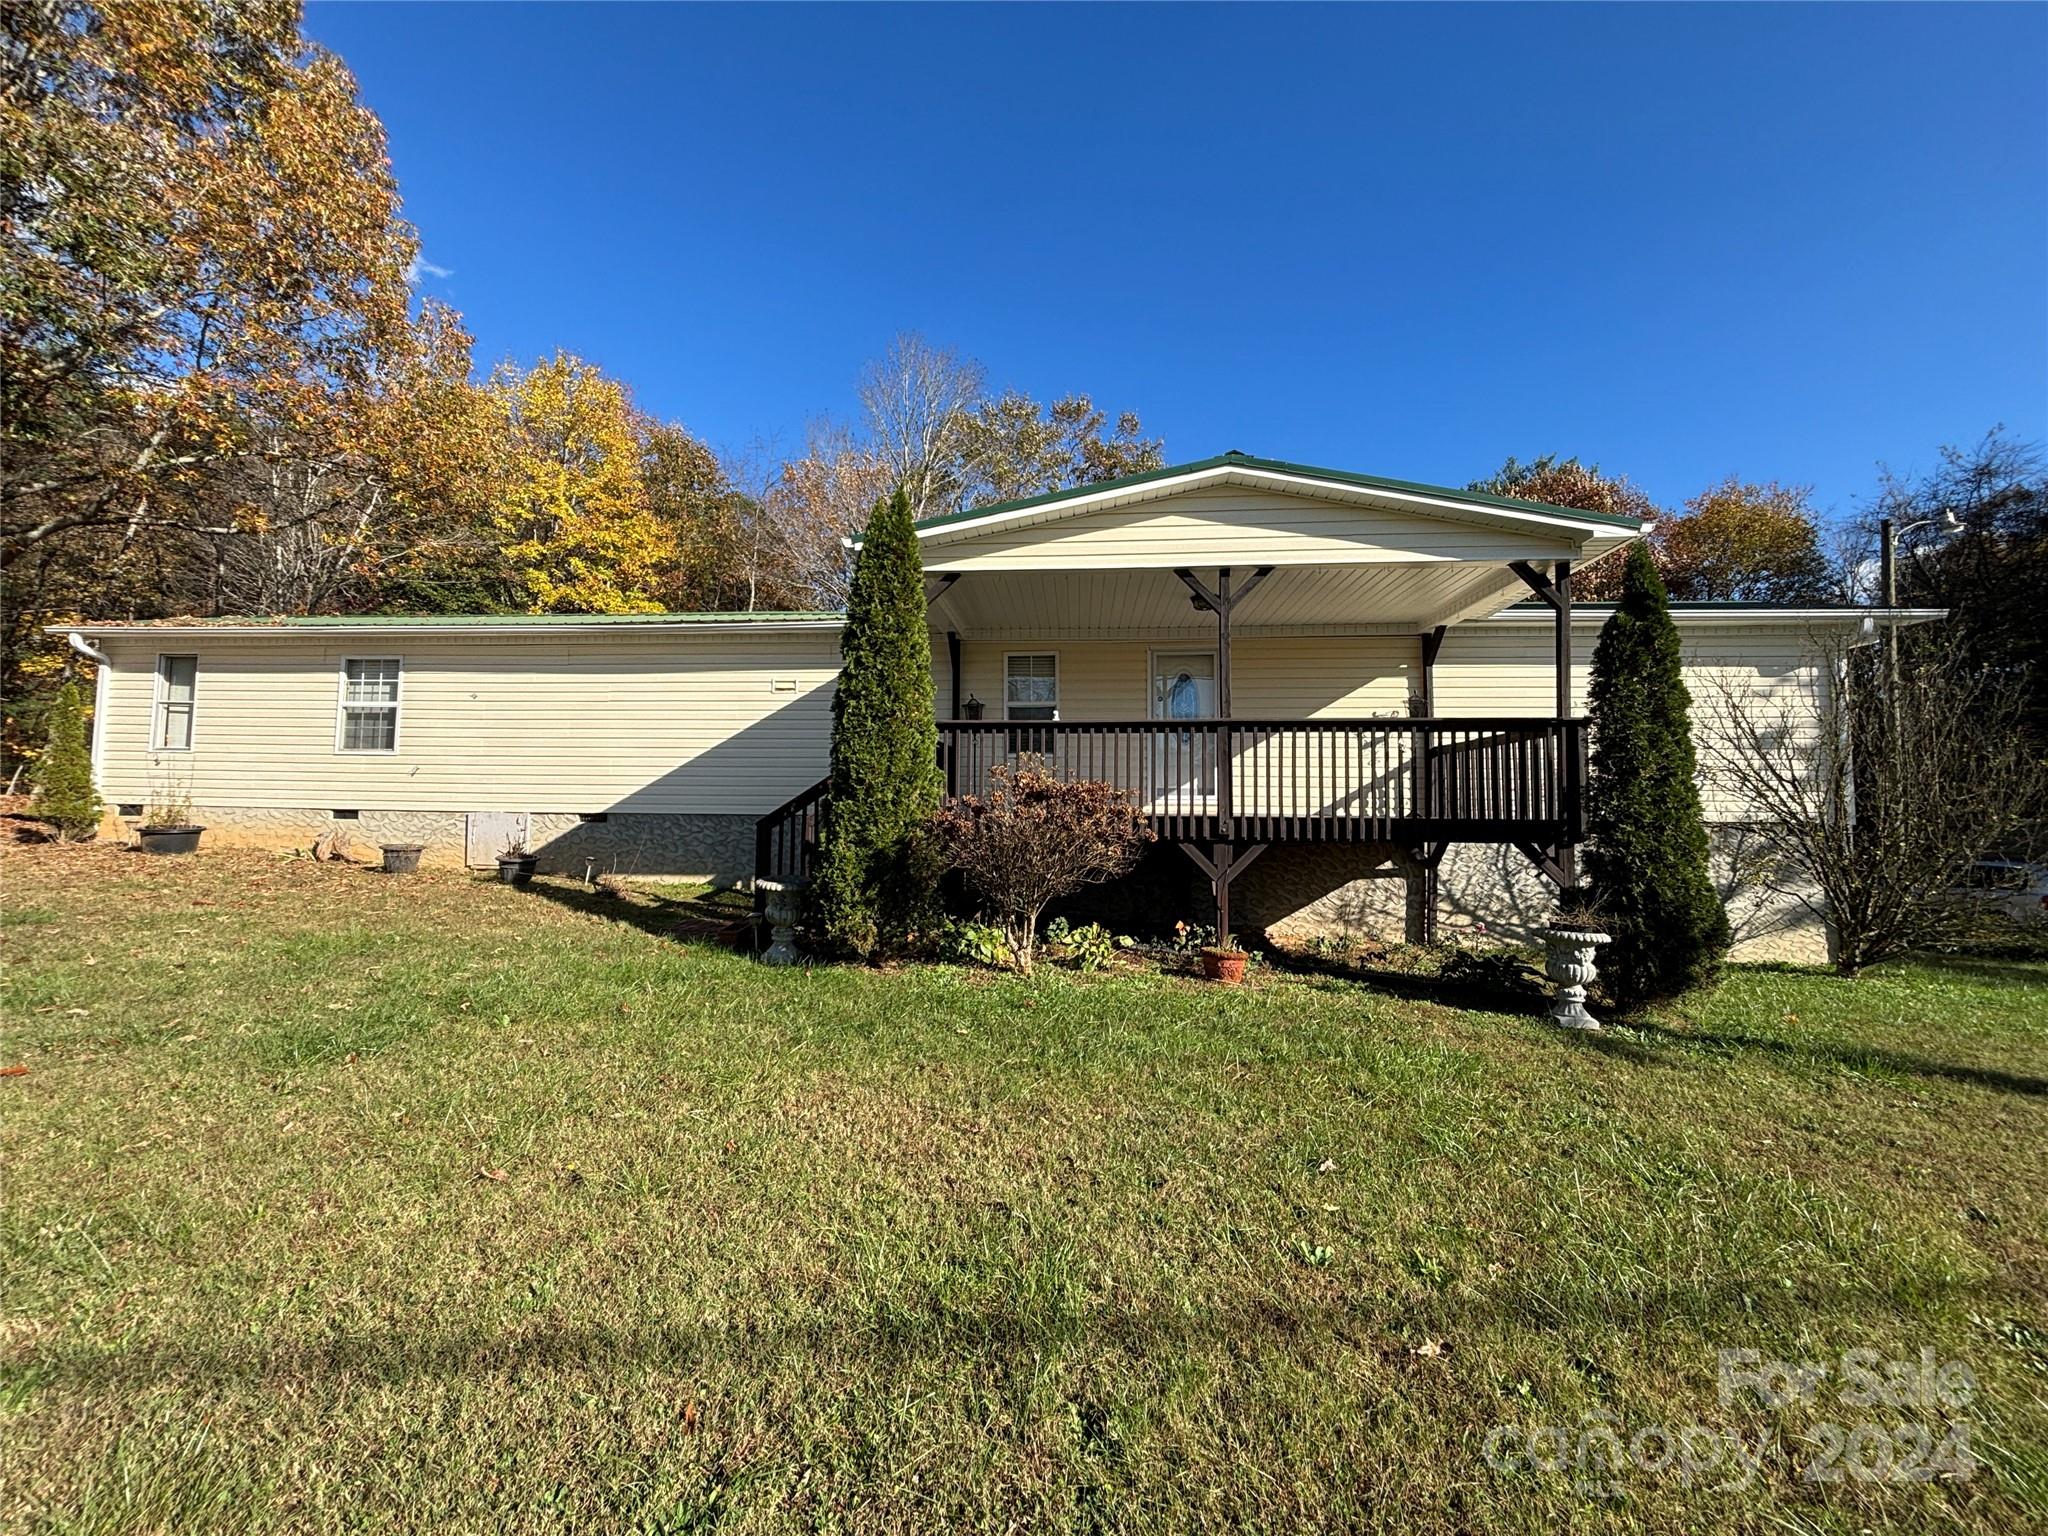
xmin=151 ymin=653 xmax=198 ymax=754
xmin=334 ymin=655 xmax=403 ymax=754
xmin=1003 ymin=650 xmax=1059 ymax=722
xmin=1147 ymin=648 xmax=1218 ymax=722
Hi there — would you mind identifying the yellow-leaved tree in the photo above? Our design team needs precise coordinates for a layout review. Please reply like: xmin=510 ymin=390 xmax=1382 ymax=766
xmin=491 ymin=354 xmax=679 ymax=613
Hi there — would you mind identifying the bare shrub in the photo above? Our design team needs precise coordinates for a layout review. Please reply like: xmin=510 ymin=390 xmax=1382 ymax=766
xmin=1705 ymin=632 xmax=2048 ymax=976
xmin=933 ymin=761 xmax=1154 ymax=974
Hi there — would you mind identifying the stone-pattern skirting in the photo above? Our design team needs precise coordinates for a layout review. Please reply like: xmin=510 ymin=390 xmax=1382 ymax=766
xmin=1221 ymin=831 xmax=1832 ymax=965
xmin=105 ymin=806 xmax=758 ymax=885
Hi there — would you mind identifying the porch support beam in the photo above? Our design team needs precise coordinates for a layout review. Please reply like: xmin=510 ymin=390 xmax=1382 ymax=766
xmin=1404 ymin=839 xmax=1450 ymax=945
xmin=946 ymin=630 xmax=961 ymax=720
xmin=1179 ymin=840 xmax=1267 ymax=943
xmin=1508 ymin=558 xmax=1574 ymax=720
xmin=1416 ymin=624 xmax=1447 ymax=716
xmin=925 ymin=572 xmax=959 ymax=611
xmin=1175 ymin=562 xmax=1273 ymax=716
xmin=1513 ymin=840 xmax=1572 ymax=890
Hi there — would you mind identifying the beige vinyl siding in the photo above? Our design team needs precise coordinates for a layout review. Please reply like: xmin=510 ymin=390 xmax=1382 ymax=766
xmin=1436 ymin=621 xmax=1829 ymax=821
xmin=1433 ymin=625 xmax=1595 ymax=717
xmin=95 ymin=631 xmax=844 ymax=815
xmin=91 ymin=618 xmax=1835 ymax=830
xmin=953 ymin=636 xmax=1413 ymax=720
xmin=927 ymin=488 xmax=1578 ymax=572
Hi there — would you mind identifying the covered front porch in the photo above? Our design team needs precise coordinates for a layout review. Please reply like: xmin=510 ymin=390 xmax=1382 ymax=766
xmin=760 ymin=453 xmax=1643 ymax=938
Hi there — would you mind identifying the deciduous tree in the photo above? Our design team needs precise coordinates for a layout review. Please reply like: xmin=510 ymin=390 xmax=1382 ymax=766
xmin=956 ymin=392 xmax=1165 ymax=507
xmin=2 ymin=0 xmax=419 ymax=557
xmin=1705 ymin=633 xmax=2047 ymax=976
xmin=1471 ymin=457 xmax=1661 ymax=600
xmin=490 ymin=354 xmax=678 ymax=613
xmin=1856 ymin=429 xmax=2047 ymax=747
xmin=1654 ymin=479 xmax=1836 ymax=603
xmin=857 ymin=334 xmax=984 ymax=520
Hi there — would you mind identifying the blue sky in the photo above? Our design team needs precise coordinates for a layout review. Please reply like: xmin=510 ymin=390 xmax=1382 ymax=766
xmin=305 ymin=2 xmax=2046 ymax=519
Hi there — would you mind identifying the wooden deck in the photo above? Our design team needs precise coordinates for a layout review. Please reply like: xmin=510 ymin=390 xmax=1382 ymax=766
xmin=755 ymin=716 xmax=1587 ymax=888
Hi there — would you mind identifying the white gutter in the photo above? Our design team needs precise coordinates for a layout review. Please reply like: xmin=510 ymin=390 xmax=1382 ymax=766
xmin=66 ymin=630 xmax=110 ymax=664
xmin=1476 ymin=608 xmax=1947 ymax=628
xmin=51 ymin=619 xmax=848 ymax=640
xmin=66 ymin=631 xmax=110 ymax=789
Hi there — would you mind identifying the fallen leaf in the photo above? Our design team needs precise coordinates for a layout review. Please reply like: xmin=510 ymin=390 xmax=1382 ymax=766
xmin=0 ymin=1064 xmax=28 ymax=1078
xmin=477 ymin=1168 xmax=508 ymax=1183
xmin=1412 ymin=1339 xmax=1449 ymax=1359
xmin=1316 ymin=1158 xmax=1337 ymax=1173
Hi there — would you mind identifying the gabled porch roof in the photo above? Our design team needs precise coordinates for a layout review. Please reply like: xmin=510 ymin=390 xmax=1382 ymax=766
xmin=908 ymin=451 xmax=1645 ymax=636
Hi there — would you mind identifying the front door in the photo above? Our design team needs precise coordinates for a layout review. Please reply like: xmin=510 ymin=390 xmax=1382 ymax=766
xmin=1150 ymin=651 xmax=1217 ymax=804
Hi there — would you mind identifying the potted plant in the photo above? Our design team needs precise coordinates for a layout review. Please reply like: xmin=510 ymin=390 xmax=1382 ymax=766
xmin=1541 ymin=885 xmax=1611 ymax=1030
xmin=137 ymin=788 xmax=204 ymax=855
xmin=1200 ymin=935 xmax=1249 ymax=984
xmin=380 ymin=843 xmax=425 ymax=875
xmin=496 ymin=837 xmax=538 ymax=886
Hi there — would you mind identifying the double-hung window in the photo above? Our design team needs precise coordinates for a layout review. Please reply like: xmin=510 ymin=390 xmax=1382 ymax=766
xmin=1004 ymin=654 xmax=1059 ymax=722
xmin=154 ymin=655 xmax=197 ymax=751
xmin=337 ymin=658 xmax=401 ymax=752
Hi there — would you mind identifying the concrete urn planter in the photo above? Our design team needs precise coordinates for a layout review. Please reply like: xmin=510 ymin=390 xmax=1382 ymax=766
xmin=755 ymin=879 xmax=806 ymax=966
xmin=1541 ymin=927 xmax=1611 ymax=1030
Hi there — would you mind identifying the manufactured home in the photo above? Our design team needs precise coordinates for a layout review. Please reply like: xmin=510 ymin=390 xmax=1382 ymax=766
xmin=61 ymin=454 xmax=1936 ymax=962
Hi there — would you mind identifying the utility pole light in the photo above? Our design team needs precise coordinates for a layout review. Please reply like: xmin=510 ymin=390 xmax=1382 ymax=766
xmin=1878 ymin=508 xmax=1963 ymax=690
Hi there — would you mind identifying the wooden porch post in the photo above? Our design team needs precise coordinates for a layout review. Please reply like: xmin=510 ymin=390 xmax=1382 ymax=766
xmin=1554 ymin=560 xmax=1574 ymax=886
xmin=1216 ymin=567 xmax=1233 ymax=719
xmin=1414 ymin=626 xmax=1447 ymax=934
xmin=1173 ymin=565 xmax=1272 ymax=940
xmin=946 ymin=631 xmax=961 ymax=720
xmin=1553 ymin=559 xmax=1573 ymax=720
xmin=1508 ymin=557 xmax=1582 ymax=888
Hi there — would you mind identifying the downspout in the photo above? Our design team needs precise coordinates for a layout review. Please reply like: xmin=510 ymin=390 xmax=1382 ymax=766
xmin=67 ymin=631 xmax=110 ymax=791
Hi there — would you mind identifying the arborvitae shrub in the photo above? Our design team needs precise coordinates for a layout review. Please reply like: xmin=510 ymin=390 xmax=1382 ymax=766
xmin=811 ymin=487 xmax=943 ymax=957
xmin=1585 ymin=542 xmax=1730 ymax=1008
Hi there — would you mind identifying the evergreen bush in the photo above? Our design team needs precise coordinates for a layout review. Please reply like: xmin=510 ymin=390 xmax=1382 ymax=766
xmin=1585 ymin=542 xmax=1730 ymax=1008
xmin=811 ymin=487 xmax=944 ymax=957
xmin=33 ymin=681 xmax=101 ymax=841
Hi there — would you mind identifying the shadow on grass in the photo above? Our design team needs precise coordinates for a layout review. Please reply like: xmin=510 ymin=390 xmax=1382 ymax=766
xmin=514 ymin=876 xmax=759 ymax=955
xmin=1561 ymin=1017 xmax=2048 ymax=1099
xmin=1893 ymin=950 xmax=2048 ymax=987
xmin=18 ymin=1259 xmax=2032 ymax=1405
xmin=1257 ymin=943 xmax=1545 ymax=1018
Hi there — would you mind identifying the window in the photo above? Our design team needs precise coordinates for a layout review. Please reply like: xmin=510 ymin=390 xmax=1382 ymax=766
xmin=1004 ymin=653 xmax=1058 ymax=722
xmin=154 ymin=655 xmax=197 ymax=751
xmin=337 ymin=658 xmax=401 ymax=752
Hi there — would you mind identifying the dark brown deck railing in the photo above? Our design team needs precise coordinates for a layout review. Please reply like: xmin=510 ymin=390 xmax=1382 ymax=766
xmin=754 ymin=774 xmax=830 ymax=886
xmin=755 ymin=718 xmax=1588 ymax=883
xmin=939 ymin=718 xmax=1587 ymax=844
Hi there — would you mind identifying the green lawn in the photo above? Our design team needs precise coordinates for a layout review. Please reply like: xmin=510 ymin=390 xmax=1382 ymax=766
xmin=2 ymin=842 xmax=2044 ymax=1534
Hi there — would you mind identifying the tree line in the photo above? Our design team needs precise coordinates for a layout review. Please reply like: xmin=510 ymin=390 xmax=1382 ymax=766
xmin=4 ymin=2 xmax=2042 ymax=766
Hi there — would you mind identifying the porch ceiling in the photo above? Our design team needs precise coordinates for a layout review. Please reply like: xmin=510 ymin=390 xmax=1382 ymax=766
xmin=928 ymin=561 xmax=1569 ymax=640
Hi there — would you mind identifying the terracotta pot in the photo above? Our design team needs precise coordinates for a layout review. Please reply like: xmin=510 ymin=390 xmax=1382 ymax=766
xmin=1200 ymin=947 xmax=1248 ymax=984
xmin=138 ymin=825 xmax=204 ymax=855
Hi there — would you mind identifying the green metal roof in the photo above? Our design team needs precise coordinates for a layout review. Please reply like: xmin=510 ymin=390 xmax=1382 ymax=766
xmin=908 ymin=450 xmax=1652 ymax=535
xmin=75 ymin=610 xmax=842 ymax=629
